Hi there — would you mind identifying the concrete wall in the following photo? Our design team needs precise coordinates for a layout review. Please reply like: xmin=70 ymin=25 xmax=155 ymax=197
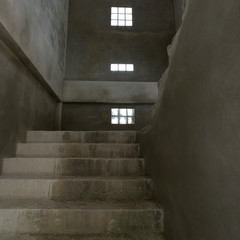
xmin=65 ymin=0 xmax=175 ymax=82
xmin=63 ymin=81 xmax=158 ymax=103
xmin=0 ymin=40 xmax=57 ymax=159
xmin=62 ymin=0 xmax=174 ymax=131
xmin=140 ymin=0 xmax=240 ymax=239
xmin=62 ymin=103 xmax=153 ymax=131
xmin=0 ymin=0 xmax=69 ymax=97
xmin=173 ymin=0 xmax=183 ymax=30
xmin=0 ymin=0 xmax=69 ymax=159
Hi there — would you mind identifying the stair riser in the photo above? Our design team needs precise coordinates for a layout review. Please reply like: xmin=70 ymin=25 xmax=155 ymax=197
xmin=0 ymin=179 xmax=153 ymax=200
xmin=0 ymin=209 xmax=163 ymax=234
xmin=16 ymin=144 xmax=140 ymax=158
xmin=0 ymin=234 xmax=166 ymax=240
xmin=2 ymin=158 xmax=145 ymax=176
xmin=27 ymin=131 xmax=137 ymax=143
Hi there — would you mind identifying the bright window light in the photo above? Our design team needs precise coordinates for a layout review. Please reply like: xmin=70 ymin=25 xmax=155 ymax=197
xmin=111 ymin=108 xmax=135 ymax=125
xmin=110 ymin=64 xmax=134 ymax=72
xmin=111 ymin=7 xmax=133 ymax=27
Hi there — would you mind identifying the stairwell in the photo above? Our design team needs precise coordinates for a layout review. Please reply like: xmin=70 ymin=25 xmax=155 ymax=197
xmin=0 ymin=131 xmax=164 ymax=240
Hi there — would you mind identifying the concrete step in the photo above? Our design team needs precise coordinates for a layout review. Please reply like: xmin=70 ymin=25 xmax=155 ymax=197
xmin=2 ymin=158 xmax=145 ymax=176
xmin=0 ymin=176 xmax=153 ymax=201
xmin=0 ymin=200 xmax=163 ymax=235
xmin=27 ymin=131 xmax=137 ymax=143
xmin=0 ymin=233 xmax=165 ymax=240
xmin=16 ymin=143 xmax=140 ymax=158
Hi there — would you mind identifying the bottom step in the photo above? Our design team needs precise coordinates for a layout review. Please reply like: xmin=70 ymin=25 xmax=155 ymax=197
xmin=0 ymin=200 xmax=163 ymax=235
xmin=0 ymin=234 xmax=165 ymax=240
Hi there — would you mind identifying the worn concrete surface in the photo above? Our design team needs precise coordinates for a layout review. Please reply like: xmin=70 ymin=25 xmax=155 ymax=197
xmin=140 ymin=0 xmax=240 ymax=239
xmin=0 ymin=40 xmax=57 ymax=159
xmin=0 ymin=200 xmax=163 ymax=235
xmin=0 ymin=130 xmax=164 ymax=237
xmin=0 ymin=176 xmax=153 ymax=201
xmin=16 ymin=143 xmax=140 ymax=158
xmin=65 ymin=0 xmax=175 ymax=82
xmin=0 ymin=0 xmax=69 ymax=97
xmin=2 ymin=157 xmax=145 ymax=176
xmin=27 ymin=131 xmax=137 ymax=143
xmin=63 ymin=81 xmax=158 ymax=104
xmin=62 ymin=104 xmax=153 ymax=131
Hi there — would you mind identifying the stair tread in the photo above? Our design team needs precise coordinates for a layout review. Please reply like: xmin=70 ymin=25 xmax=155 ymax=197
xmin=0 ymin=199 xmax=161 ymax=210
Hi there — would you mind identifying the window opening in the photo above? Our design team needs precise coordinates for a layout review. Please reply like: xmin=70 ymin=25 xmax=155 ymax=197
xmin=111 ymin=64 xmax=134 ymax=72
xmin=111 ymin=7 xmax=133 ymax=27
xmin=111 ymin=108 xmax=135 ymax=125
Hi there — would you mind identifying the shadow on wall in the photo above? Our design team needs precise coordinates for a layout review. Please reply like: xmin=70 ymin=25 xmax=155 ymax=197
xmin=0 ymin=158 xmax=3 ymax=174
xmin=0 ymin=39 xmax=57 ymax=161
xmin=140 ymin=0 xmax=240 ymax=239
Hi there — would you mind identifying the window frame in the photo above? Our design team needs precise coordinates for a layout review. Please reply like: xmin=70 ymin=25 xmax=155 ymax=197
xmin=110 ymin=64 xmax=134 ymax=72
xmin=111 ymin=108 xmax=135 ymax=125
xmin=111 ymin=7 xmax=133 ymax=27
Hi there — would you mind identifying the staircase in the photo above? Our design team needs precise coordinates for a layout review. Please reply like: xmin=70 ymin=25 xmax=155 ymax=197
xmin=0 ymin=131 xmax=164 ymax=240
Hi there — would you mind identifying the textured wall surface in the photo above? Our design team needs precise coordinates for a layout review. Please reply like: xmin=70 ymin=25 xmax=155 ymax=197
xmin=0 ymin=0 xmax=69 ymax=97
xmin=62 ymin=103 xmax=153 ymax=131
xmin=140 ymin=0 xmax=240 ymax=239
xmin=0 ymin=40 xmax=57 ymax=159
xmin=63 ymin=81 xmax=158 ymax=103
xmin=173 ymin=0 xmax=183 ymax=30
xmin=65 ymin=0 xmax=175 ymax=82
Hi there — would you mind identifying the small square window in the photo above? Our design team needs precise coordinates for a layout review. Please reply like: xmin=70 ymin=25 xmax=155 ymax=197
xmin=128 ymin=117 xmax=135 ymax=124
xmin=111 ymin=7 xmax=118 ymax=13
xmin=111 ymin=20 xmax=118 ymax=26
xmin=126 ymin=15 xmax=132 ymax=21
xmin=126 ymin=8 xmax=132 ymax=14
xmin=127 ymin=109 xmax=135 ymax=116
xmin=111 ymin=108 xmax=135 ymax=125
xmin=120 ymin=109 xmax=127 ymax=116
xmin=111 ymin=64 xmax=134 ymax=72
xmin=119 ymin=64 xmax=126 ymax=71
xmin=111 ymin=64 xmax=119 ymax=71
xmin=111 ymin=117 xmax=119 ymax=124
xmin=120 ymin=117 xmax=127 ymax=124
xmin=111 ymin=108 xmax=119 ymax=116
xmin=111 ymin=14 xmax=118 ymax=20
xmin=119 ymin=14 xmax=125 ymax=20
xmin=118 ymin=20 xmax=125 ymax=26
xmin=126 ymin=21 xmax=133 ymax=26
xmin=118 ymin=8 xmax=125 ymax=14
xmin=126 ymin=64 xmax=134 ymax=71
xmin=111 ymin=7 xmax=133 ymax=27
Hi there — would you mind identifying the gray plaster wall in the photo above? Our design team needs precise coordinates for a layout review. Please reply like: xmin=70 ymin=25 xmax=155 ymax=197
xmin=62 ymin=103 xmax=153 ymax=131
xmin=0 ymin=40 xmax=57 ymax=159
xmin=63 ymin=81 xmax=158 ymax=103
xmin=0 ymin=0 xmax=69 ymax=97
xmin=140 ymin=0 xmax=240 ymax=239
xmin=65 ymin=0 xmax=175 ymax=82
xmin=173 ymin=0 xmax=183 ymax=30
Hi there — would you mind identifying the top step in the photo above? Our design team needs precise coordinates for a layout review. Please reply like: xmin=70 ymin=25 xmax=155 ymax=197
xmin=27 ymin=131 xmax=137 ymax=143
